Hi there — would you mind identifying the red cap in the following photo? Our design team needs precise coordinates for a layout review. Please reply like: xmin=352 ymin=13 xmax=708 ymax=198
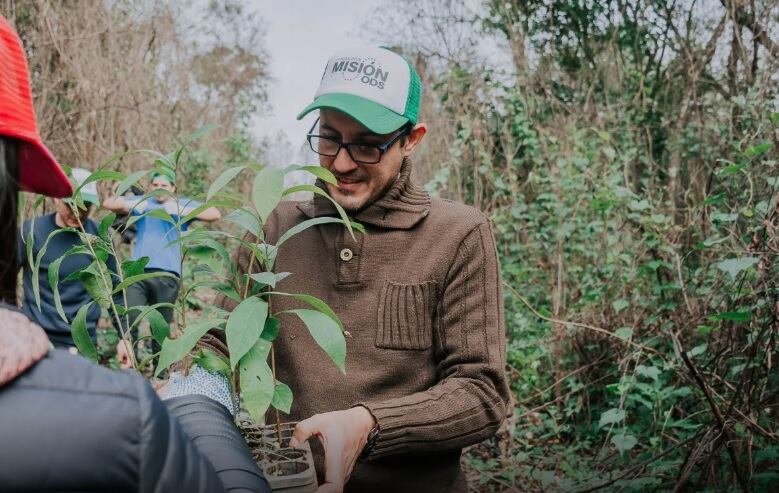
xmin=0 ymin=15 xmax=72 ymax=198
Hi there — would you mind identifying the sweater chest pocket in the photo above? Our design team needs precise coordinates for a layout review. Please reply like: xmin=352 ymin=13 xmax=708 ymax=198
xmin=375 ymin=280 xmax=437 ymax=350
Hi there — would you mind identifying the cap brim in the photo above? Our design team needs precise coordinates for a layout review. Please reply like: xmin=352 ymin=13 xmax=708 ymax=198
xmin=17 ymin=138 xmax=73 ymax=198
xmin=297 ymin=93 xmax=409 ymax=135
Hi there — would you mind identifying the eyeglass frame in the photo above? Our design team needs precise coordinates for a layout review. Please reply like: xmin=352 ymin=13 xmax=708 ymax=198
xmin=306 ymin=117 xmax=410 ymax=165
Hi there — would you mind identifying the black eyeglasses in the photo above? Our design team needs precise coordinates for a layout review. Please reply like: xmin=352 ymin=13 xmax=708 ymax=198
xmin=306 ymin=118 xmax=409 ymax=165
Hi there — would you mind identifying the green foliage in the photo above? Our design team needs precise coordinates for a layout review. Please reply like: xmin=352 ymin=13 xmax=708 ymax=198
xmin=400 ymin=0 xmax=779 ymax=490
xmin=30 ymin=128 xmax=353 ymax=424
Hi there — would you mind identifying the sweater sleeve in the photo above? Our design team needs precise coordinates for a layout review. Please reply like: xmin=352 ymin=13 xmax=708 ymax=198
xmin=357 ymin=220 xmax=510 ymax=459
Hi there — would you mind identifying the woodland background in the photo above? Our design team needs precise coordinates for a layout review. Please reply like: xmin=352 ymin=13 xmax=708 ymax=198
xmin=4 ymin=0 xmax=779 ymax=491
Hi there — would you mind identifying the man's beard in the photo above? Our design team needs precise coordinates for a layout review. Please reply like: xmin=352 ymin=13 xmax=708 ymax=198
xmin=329 ymin=173 xmax=399 ymax=214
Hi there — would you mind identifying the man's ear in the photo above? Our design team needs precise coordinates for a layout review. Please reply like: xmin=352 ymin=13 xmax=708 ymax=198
xmin=402 ymin=123 xmax=427 ymax=156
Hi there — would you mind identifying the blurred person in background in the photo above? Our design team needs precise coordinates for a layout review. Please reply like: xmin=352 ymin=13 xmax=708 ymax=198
xmin=18 ymin=167 xmax=116 ymax=351
xmin=0 ymin=14 xmax=269 ymax=493
xmin=103 ymin=171 xmax=220 ymax=363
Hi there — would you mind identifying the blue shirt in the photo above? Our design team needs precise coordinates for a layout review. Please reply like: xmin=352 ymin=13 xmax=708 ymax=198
xmin=127 ymin=196 xmax=202 ymax=276
xmin=18 ymin=214 xmax=117 ymax=341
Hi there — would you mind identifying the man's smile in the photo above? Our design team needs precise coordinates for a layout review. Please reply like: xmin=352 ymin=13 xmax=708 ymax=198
xmin=334 ymin=175 xmax=365 ymax=192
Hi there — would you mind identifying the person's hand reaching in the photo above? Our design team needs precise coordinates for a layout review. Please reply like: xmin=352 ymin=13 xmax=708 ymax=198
xmin=116 ymin=339 xmax=133 ymax=369
xmin=289 ymin=406 xmax=376 ymax=493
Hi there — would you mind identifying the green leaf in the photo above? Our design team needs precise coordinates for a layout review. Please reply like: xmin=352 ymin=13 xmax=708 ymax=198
xmin=611 ymin=433 xmax=637 ymax=454
xmin=687 ymin=344 xmax=707 ymax=358
xmin=121 ymin=257 xmax=150 ymax=279
xmin=711 ymin=212 xmax=738 ymax=223
xmin=252 ymin=166 xmax=285 ymax=223
xmin=711 ymin=310 xmax=751 ymax=322
xmin=288 ymin=309 xmax=346 ymax=372
xmin=32 ymin=228 xmax=70 ymax=310
xmin=178 ymin=201 xmax=220 ymax=225
xmin=599 ymin=408 xmax=625 ymax=427
xmin=78 ymin=263 xmax=113 ymax=309
xmin=697 ymin=236 xmax=729 ymax=249
xmin=70 ymin=302 xmax=97 ymax=362
xmin=635 ymin=364 xmax=661 ymax=381
xmin=271 ymin=381 xmax=293 ymax=414
xmin=113 ymin=271 xmax=178 ymax=294
xmin=146 ymin=308 xmax=171 ymax=344
xmin=282 ymin=183 xmax=360 ymax=240
xmin=226 ymin=297 xmax=269 ymax=369
xmin=267 ymin=292 xmax=344 ymax=331
xmin=210 ymin=283 xmax=242 ymax=303
xmin=261 ymin=317 xmax=280 ymax=342
xmin=98 ymin=212 xmax=117 ymax=240
xmin=80 ymin=169 xmax=126 ymax=189
xmin=745 ymin=142 xmax=772 ymax=157
xmin=715 ymin=256 xmax=759 ymax=279
xmin=116 ymin=170 xmax=151 ymax=196
xmin=208 ymin=165 xmax=246 ymax=201
xmin=285 ymin=164 xmax=337 ymax=185
xmin=702 ymin=193 xmax=726 ymax=206
xmin=126 ymin=207 xmax=176 ymax=229
xmin=193 ymin=349 xmax=231 ymax=377
xmin=125 ymin=303 xmax=176 ymax=328
xmin=48 ymin=245 xmax=90 ymax=323
xmin=614 ymin=327 xmax=633 ymax=341
xmin=239 ymin=339 xmax=275 ymax=422
xmin=277 ymin=217 xmax=360 ymax=248
xmin=697 ymin=324 xmax=716 ymax=336
xmin=249 ymin=272 xmax=291 ymax=289
xmin=224 ymin=208 xmax=261 ymax=237
xmin=155 ymin=317 xmax=226 ymax=377
xmin=719 ymin=164 xmax=745 ymax=176
xmin=612 ymin=299 xmax=629 ymax=313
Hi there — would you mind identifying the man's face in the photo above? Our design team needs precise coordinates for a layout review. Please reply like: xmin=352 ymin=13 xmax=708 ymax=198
xmin=151 ymin=177 xmax=175 ymax=203
xmin=317 ymin=109 xmax=425 ymax=212
xmin=55 ymin=199 xmax=92 ymax=228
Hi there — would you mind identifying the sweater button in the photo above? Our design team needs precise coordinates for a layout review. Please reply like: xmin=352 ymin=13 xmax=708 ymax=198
xmin=339 ymin=248 xmax=353 ymax=261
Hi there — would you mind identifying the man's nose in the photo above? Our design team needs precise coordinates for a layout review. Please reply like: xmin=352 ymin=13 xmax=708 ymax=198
xmin=331 ymin=146 xmax=359 ymax=174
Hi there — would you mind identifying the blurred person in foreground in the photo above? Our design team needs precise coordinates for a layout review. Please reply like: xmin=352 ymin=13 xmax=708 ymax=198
xmin=103 ymin=169 xmax=220 ymax=363
xmin=0 ymin=15 xmax=269 ymax=493
xmin=209 ymin=47 xmax=510 ymax=492
xmin=17 ymin=167 xmax=117 ymax=351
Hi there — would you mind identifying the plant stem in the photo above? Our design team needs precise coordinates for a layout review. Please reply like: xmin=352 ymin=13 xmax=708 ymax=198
xmin=271 ymin=344 xmax=282 ymax=444
xmin=72 ymin=208 xmax=138 ymax=370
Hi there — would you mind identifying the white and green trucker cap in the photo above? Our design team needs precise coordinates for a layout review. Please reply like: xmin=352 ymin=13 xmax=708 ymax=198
xmin=70 ymin=167 xmax=99 ymax=205
xmin=297 ymin=46 xmax=422 ymax=134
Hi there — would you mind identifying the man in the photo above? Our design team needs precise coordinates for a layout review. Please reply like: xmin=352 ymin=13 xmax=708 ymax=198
xmin=103 ymin=170 xmax=220 ymax=358
xmin=18 ymin=167 xmax=115 ymax=350
xmin=218 ymin=47 xmax=510 ymax=492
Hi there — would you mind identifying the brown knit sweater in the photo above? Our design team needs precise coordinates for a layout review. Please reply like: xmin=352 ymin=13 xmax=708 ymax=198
xmin=216 ymin=161 xmax=509 ymax=493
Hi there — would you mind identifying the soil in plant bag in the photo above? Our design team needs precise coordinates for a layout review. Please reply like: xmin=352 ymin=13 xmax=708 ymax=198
xmin=240 ymin=420 xmax=317 ymax=492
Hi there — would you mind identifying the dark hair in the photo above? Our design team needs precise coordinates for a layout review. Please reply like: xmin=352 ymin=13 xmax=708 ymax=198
xmin=399 ymin=122 xmax=414 ymax=146
xmin=0 ymin=137 xmax=19 ymax=304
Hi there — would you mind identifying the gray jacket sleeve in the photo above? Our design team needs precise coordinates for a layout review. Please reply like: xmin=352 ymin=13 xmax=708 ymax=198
xmin=0 ymin=348 xmax=268 ymax=493
xmin=163 ymin=395 xmax=271 ymax=493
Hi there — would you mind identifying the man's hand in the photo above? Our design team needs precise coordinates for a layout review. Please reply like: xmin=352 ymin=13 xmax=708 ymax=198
xmin=162 ymin=199 xmax=182 ymax=216
xmin=116 ymin=340 xmax=133 ymax=369
xmin=289 ymin=406 xmax=377 ymax=493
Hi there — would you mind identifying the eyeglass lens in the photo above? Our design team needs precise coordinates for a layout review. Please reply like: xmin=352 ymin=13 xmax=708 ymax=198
xmin=309 ymin=136 xmax=381 ymax=164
